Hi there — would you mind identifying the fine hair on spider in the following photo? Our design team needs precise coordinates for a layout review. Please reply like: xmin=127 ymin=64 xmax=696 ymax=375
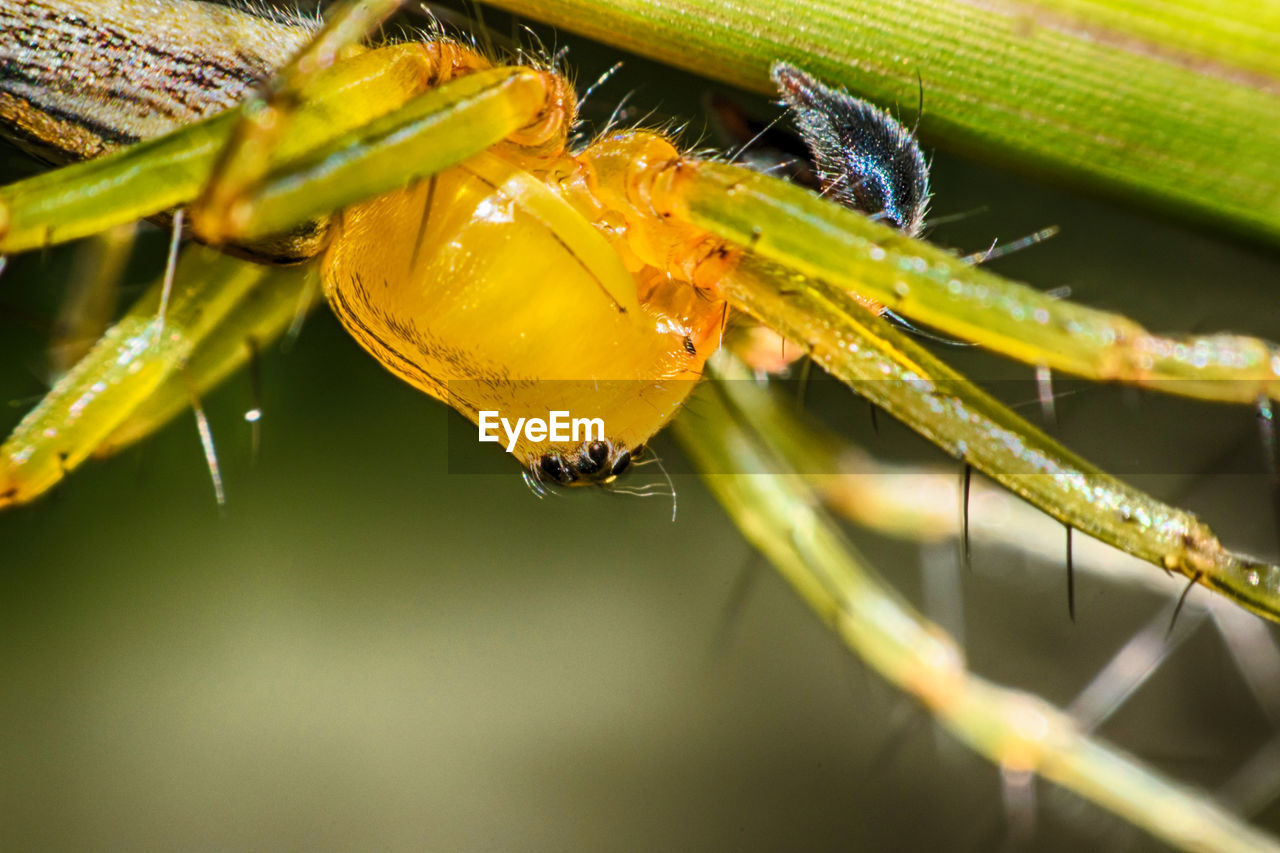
xmin=713 ymin=64 xmax=1058 ymax=277
xmin=771 ymin=61 xmax=931 ymax=238
xmin=766 ymin=63 xmax=1058 ymax=341
xmin=606 ymin=447 xmax=678 ymax=521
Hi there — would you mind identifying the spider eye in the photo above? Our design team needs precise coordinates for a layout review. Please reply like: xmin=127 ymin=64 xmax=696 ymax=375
xmin=587 ymin=440 xmax=611 ymax=465
xmin=538 ymin=453 xmax=577 ymax=485
xmin=574 ymin=440 xmax=610 ymax=476
xmin=609 ymin=449 xmax=632 ymax=478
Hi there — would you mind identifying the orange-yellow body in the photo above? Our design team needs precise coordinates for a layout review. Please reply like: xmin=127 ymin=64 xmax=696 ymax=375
xmin=323 ymin=48 xmax=732 ymax=483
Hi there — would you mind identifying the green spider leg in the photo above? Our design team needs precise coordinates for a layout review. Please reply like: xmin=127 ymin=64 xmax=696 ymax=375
xmin=0 ymin=245 xmax=312 ymax=507
xmin=667 ymin=160 xmax=1280 ymax=406
xmin=717 ymin=253 xmax=1280 ymax=622
xmin=187 ymin=0 xmax=411 ymax=244
xmin=0 ymin=59 xmax=553 ymax=258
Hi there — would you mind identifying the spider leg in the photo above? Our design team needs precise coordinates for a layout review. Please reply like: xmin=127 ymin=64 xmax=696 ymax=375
xmin=208 ymin=66 xmax=570 ymax=243
xmin=95 ymin=263 xmax=320 ymax=459
xmin=660 ymin=158 xmax=1280 ymax=406
xmin=718 ymin=252 xmax=1280 ymax=623
xmin=0 ymin=246 xmax=314 ymax=507
xmin=49 ymin=223 xmax=136 ymax=372
xmin=0 ymin=52 xmax=550 ymax=259
xmin=189 ymin=0 xmax=412 ymax=242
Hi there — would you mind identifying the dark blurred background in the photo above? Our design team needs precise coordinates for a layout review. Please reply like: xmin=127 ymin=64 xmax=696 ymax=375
xmin=1 ymin=2 xmax=1279 ymax=849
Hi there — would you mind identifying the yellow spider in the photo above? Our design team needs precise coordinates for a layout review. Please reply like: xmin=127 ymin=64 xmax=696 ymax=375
xmin=1 ymin=0 xmax=1278 ymax=617
xmin=2 ymin=1 xmax=1280 ymax=845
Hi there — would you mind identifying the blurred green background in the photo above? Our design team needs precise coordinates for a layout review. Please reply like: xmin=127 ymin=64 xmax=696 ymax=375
xmin=2 ymin=2 xmax=1280 ymax=849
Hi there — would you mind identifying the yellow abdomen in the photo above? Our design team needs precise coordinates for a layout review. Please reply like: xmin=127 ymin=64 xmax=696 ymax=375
xmin=323 ymin=148 xmax=723 ymax=482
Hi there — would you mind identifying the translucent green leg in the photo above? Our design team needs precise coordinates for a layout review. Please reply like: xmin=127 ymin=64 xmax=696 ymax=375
xmin=663 ymin=161 xmax=1280 ymax=406
xmin=675 ymin=358 xmax=1280 ymax=853
xmin=225 ymin=67 xmax=556 ymax=241
xmin=190 ymin=0 xmax=411 ymax=242
xmin=716 ymin=370 xmax=1177 ymax=596
xmin=95 ymin=265 xmax=319 ymax=458
xmin=0 ymin=44 xmax=441 ymax=255
xmin=50 ymin=223 xmax=137 ymax=373
xmin=0 ymin=62 xmax=554 ymax=256
xmin=0 ymin=246 xmax=310 ymax=508
xmin=721 ymin=254 xmax=1280 ymax=623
